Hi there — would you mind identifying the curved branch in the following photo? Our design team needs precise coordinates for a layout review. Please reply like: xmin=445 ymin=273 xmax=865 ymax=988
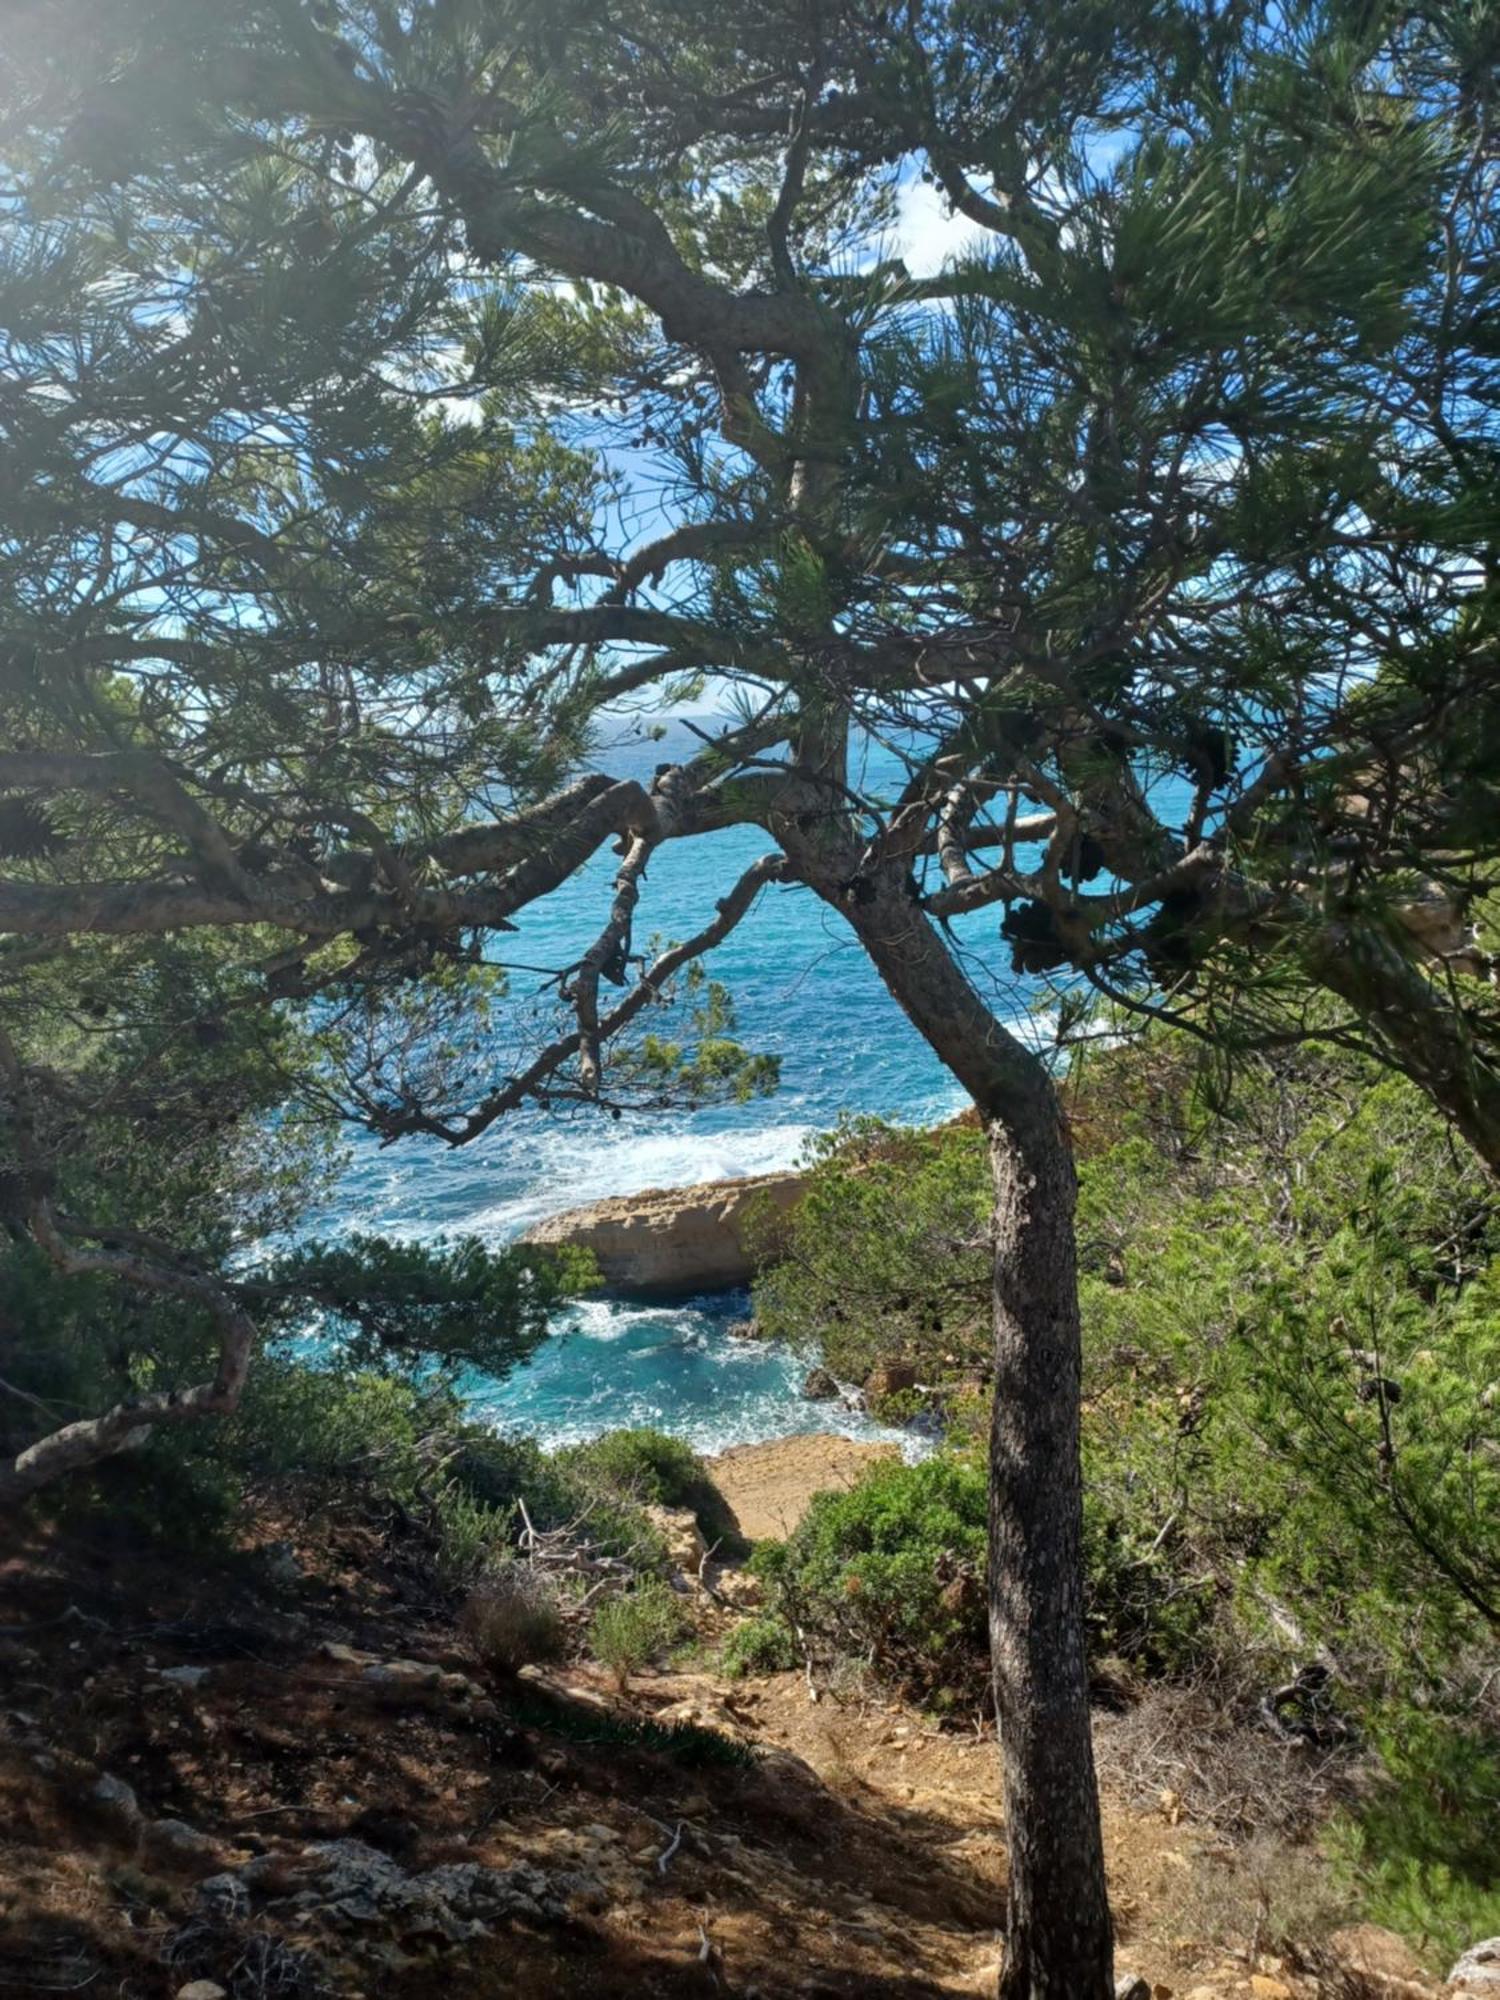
xmin=380 ymin=852 xmax=786 ymax=1145
xmin=0 ymin=1035 xmax=257 ymax=1507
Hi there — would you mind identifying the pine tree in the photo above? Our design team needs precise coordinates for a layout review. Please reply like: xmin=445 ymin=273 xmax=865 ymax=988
xmin=2 ymin=3 xmax=1497 ymax=1990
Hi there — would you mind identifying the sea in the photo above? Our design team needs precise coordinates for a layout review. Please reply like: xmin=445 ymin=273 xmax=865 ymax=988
xmin=326 ymin=713 xmax=1054 ymax=1457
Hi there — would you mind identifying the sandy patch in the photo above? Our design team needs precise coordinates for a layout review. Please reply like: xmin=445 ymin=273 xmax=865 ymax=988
xmin=706 ymin=1431 xmax=899 ymax=1542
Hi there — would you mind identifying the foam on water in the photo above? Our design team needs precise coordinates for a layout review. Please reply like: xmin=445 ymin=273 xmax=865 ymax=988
xmin=461 ymin=1287 xmax=911 ymax=1457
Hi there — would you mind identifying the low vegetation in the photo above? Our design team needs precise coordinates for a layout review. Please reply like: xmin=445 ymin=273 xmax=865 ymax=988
xmin=750 ymin=1037 xmax=1500 ymax=1966
xmin=589 ymin=1578 xmax=691 ymax=1687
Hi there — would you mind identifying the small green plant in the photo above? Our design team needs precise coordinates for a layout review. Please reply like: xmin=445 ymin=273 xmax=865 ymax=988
xmin=722 ymin=1615 xmax=797 ymax=1678
xmin=588 ymin=1579 xmax=688 ymax=1686
xmin=461 ymin=1562 xmax=567 ymax=1672
xmin=432 ymin=1483 xmax=511 ymax=1583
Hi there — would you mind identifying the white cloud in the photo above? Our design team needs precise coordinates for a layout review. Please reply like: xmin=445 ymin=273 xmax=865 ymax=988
xmin=891 ymin=176 xmax=992 ymax=277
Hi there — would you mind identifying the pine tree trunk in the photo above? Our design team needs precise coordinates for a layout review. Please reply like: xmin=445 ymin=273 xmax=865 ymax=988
xmin=987 ymin=1102 xmax=1112 ymax=1999
xmin=818 ymin=870 xmax=1113 ymax=2000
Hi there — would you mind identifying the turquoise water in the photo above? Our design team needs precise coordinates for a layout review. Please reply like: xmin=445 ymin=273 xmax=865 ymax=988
xmin=330 ymin=715 xmax=1049 ymax=1453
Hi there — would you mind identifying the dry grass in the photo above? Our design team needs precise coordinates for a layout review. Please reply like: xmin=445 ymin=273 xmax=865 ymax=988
xmin=460 ymin=1562 xmax=567 ymax=1672
xmin=1156 ymin=1830 xmax=1354 ymax=1964
xmin=1095 ymin=1665 xmax=1366 ymax=1840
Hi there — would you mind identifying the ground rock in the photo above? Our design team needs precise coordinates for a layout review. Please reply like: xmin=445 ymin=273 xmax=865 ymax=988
xmin=256 ymin=1541 xmax=304 ymax=1588
xmin=802 ymin=1367 xmax=840 ymax=1401
xmin=519 ymin=1171 xmax=806 ymax=1295
xmin=145 ymin=1818 xmax=221 ymax=1863
xmin=156 ymin=1665 xmax=211 ymax=1690
xmin=1116 ymin=1977 xmax=1151 ymax=2000
xmin=358 ymin=1658 xmax=485 ymax=1707
xmin=1450 ymin=1940 xmax=1500 ymax=1992
xmin=715 ymin=1567 xmax=764 ymax=1609
xmin=647 ymin=1505 xmax=708 ymax=1571
xmin=263 ymin=1838 xmax=574 ymax=1946
xmin=318 ymin=1641 xmax=375 ymax=1667
xmin=175 ymin=1983 xmax=228 ymax=2000
xmin=195 ymin=1872 xmax=251 ymax=1921
xmin=361 ymin=1658 xmax=445 ymax=1691
xmin=1326 ymin=1925 xmax=1428 ymax=1989
xmin=90 ymin=1773 xmax=143 ymax=1827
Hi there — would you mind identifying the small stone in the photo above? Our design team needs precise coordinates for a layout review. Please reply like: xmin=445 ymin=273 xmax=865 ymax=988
xmin=1249 ymin=1978 xmax=1293 ymax=2000
xmin=361 ymin=1658 xmax=444 ymax=1691
xmin=90 ymin=1774 xmax=143 ymax=1827
xmin=157 ymin=1665 xmax=211 ymax=1689
xmin=146 ymin=1818 xmax=219 ymax=1860
xmin=176 ymin=1983 xmax=229 ymax=2000
xmin=258 ymin=1541 xmax=304 ymax=1587
xmin=196 ymin=1872 xmax=251 ymax=1920
xmin=1115 ymin=1978 xmax=1151 ymax=2000
xmin=1327 ymin=1924 xmax=1425 ymax=1985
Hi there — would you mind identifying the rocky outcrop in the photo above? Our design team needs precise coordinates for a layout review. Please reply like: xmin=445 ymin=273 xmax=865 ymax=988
xmin=520 ymin=1169 xmax=806 ymax=1297
xmin=1451 ymin=1940 xmax=1500 ymax=1993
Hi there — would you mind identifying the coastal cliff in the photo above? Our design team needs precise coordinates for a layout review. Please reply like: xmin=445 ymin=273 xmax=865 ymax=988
xmin=519 ymin=1168 xmax=806 ymax=1296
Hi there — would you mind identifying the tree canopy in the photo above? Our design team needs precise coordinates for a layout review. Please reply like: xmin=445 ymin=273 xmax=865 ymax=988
xmin=2 ymin=3 xmax=1497 ymax=1991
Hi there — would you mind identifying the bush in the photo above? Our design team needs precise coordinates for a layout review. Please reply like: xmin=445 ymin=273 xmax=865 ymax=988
xmin=559 ymin=1427 xmax=704 ymax=1506
xmin=589 ymin=1579 xmax=688 ymax=1686
xmin=557 ymin=1427 xmax=744 ymax=1555
xmin=752 ymin=1452 xmax=989 ymax=1708
xmin=461 ymin=1562 xmax=567 ymax=1672
xmin=722 ymin=1615 xmax=798 ymax=1679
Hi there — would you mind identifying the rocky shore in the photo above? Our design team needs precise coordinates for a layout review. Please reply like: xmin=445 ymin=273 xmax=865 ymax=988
xmin=520 ymin=1168 xmax=806 ymax=1296
xmin=705 ymin=1432 xmax=901 ymax=1541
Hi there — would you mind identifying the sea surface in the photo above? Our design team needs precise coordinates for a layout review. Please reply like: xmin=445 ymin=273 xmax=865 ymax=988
xmin=327 ymin=715 xmax=1056 ymax=1455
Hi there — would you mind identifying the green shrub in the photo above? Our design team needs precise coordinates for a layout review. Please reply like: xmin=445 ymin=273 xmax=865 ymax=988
xmin=753 ymin=1452 xmax=989 ymax=1706
xmin=1327 ymin=1702 xmax=1500 ymax=1968
xmin=588 ymin=1579 xmax=689 ymax=1685
xmin=746 ymin=1038 xmax=1500 ymax=1958
xmin=559 ymin=1426 xmax=704 ymax=1506
xmin=751 ymin=1116 xmax=991 ymax=1387
xmin=446 ymin=1431 xmax=662 ymax=1567
xmin=721 ymin=1615 xmax=798 ymax=1678
xmin=557 ymin=1427 xmax=744 ymax=1555
xmin=431 ymin=1484 xmax=512 ymax=1583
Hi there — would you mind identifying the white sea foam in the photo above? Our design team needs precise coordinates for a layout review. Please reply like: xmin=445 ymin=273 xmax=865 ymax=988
xmin=464 ymin=1116 xmax=820 ymax=1241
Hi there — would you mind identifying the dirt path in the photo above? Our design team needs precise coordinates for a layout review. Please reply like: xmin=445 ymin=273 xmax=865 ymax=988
xmin=706 ymin=1433 xmax=900 ymax=1542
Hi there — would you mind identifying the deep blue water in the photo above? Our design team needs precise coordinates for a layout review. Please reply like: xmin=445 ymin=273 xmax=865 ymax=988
xmin=330 ymin=715 xmax=1056 ymax=1454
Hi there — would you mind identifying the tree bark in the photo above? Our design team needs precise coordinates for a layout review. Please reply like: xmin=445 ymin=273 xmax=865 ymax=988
xmin=985 ymin=1098 xmax=1113 ymax=2000
xmin=819 ymin=870 xmax=1113 ymax=2000
xmin=1307 ymin=921 xmax=1500 ymax=1173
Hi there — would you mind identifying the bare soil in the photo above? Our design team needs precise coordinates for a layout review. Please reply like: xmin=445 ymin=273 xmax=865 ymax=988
xmin=0 ymin=1446 xmax=1434 ymax=1999
xmin=706 ymin=1434 xmax=900 ymax=1542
